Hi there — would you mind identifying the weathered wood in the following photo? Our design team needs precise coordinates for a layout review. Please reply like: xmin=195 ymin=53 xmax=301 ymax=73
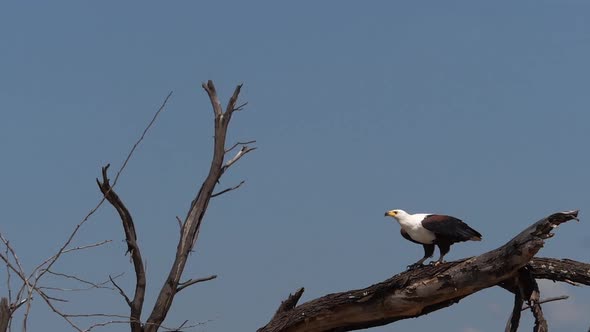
xmin=0 ymin=298 xmax=9 ymax=332
xmin=505 ymin=286 xmax=523 ymax=332
xmin=97 ymin=165 xmax=145 ymax=332
xmin=529 ymin=257 xmax=590 ymax=285
xmin=259 ymin=210 xmax=579 ymax=332
xmin=272 ymin=288 xmax=305 ymax=321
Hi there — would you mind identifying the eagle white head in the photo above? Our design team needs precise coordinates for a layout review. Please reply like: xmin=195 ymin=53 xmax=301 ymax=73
xmin=384 ymin=209 xmax=411 ymax=220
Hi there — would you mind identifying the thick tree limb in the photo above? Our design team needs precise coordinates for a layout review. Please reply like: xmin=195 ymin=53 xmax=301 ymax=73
xmin=516 ymin=267 xmax=547 ymax=332
xmin=144 ymin=81 xmax=254 ymax=332
xmin=0 ymin=297 xmax=9 ymax=332
xmin=258 ymin=210 xmax=580 ymax=332
xmin=529 ymin=257 xmax=590 ymax=285
xmin=530 ymin=280 xmax=547 ymax=332
xmin=505 ymin=286 xmax=523 ymax=332
xmin=97 ymin=165 xmax=145 ymax=332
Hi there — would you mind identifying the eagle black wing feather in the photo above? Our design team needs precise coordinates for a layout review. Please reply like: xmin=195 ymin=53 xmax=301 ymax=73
xmin=421 ymin=214 xmax=482 ymax=242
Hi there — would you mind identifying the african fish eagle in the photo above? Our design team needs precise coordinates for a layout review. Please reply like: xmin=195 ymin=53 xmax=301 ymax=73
xmin=384 ymin=209 xmax=482 ymax=268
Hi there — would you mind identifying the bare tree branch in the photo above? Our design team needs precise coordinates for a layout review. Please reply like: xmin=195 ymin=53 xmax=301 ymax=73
xmin=97 ymin=165 xmax=146 ymax=332
xmin=523 ymin=271 xmax=547 ymax=332
xmin=32 ymin=91 xmax=172 ymax=279
xmin=4 ymin=244 xmax=12 ymax=307
xmin=505 ymin=285 xmax=523 ymax=332
xmin=225 ymin=83 xmax=243 ymax=115
xmin=144 ymin=81 xmax=254 ymax=332
xmin=176 ymin=275 xmax=218 ymax=293
xmin=521 ymin=295 xmax=569 ymax=311
xmin=62 ymin=240 xmax=112 ymax=254
xmin=41 ymin=270 xmax=121 ymax=292
xmin=529 ymin=257 xmax=590 ymax=285
xmin=203 ymin=80 xmax=224 ymax=116
xmin=18 ymin=92 xmax=172 ymax=332
xmin=272 ymin=288 xmax=305 ymax=322
xmin=232 ymin=101 xmax=248 ymax=112
xmin=222 ymin=146 xmax=256 ymax=174
xmin=110 ymin=275 xmax=132 ymax=307
xmin=212 ymin=181 xmax=245 ymax=198
xmin=225 ymin=140 xmax=256 ymax=153
xmin=36 ymin=290 xmax=84 ymax=332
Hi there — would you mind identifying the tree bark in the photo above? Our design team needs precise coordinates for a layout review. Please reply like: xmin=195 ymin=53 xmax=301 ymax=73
xmin=97 ymin=165 xmax=146 ymax=332
xmin=0 ymin=298 xmax=9 ymax=332
xmin=259 ymin=210 xmax=582 ymax=332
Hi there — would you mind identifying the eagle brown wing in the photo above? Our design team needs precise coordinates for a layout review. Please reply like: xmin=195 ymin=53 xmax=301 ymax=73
xmin=421 ymin=214 xmax=482 ymax=242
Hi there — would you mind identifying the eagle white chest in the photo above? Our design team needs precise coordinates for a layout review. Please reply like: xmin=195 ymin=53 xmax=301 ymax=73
xmin=398 ymin=213 xmax=436 ymax=244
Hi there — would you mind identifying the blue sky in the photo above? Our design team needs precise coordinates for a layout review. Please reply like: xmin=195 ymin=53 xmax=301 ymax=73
xmin=1 ymin=2 xmax=590 ymax=331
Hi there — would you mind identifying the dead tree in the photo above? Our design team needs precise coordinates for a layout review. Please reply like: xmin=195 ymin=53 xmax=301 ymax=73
xmin=259 ymin=210 xmax=589 ymax=332
xmin=0 ymin=80 xmax=253 ymax=332
xmin=96 ymin=80 xmax=254 ymax=332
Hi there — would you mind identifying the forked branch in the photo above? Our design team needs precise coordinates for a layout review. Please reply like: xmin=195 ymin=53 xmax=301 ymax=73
xmin=143 ymin=81 xmax=254 ymax=332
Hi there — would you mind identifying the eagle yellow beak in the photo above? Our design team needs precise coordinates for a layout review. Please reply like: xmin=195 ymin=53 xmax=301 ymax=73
xmin=385 ymin=210 xmax=396 ymax=217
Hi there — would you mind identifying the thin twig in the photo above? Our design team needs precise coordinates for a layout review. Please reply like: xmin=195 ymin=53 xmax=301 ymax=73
xmin=4 ymin=242 xmax=12 ymax=305
xmin=233 ymin=101 xmax=248 ymax=112
xmin=562 ymin=279 xmax=579 ymax=286
xmin=42 ymin=270 xmax=120 ymax=291
xmin=62 ymin=240 xmax=112 ymax=254
xmin=159 ymin=319 xmax=212 ymax=331
xmin=85 ymin=320 xmax=132 ymax=332
xmin=176 ymin=275 xmax=217 ymax=293
xmin=110 ymin=275 xmax=132 ymax=307
xmin=63 ymin=313 xmax=131 ymax=319
xmin=225 ymin=140 xmax=256 ymax=153
xmin=0 ymin=234 xmax=27 ymax=281
xmin=112 ymin=91 xmax=173 ymax=188
xmin=36 ymin=290 xmax=83 ymax=332
xmin=222 ymin=146 xmax=257 ymax=174
xmin=12 ymin=298 xmax=28 ymax=311
xmin=44 ymin=294 xmax=68 ymax=302
xmin=30 ymin=91 xmax=172 ymax=281
xmin=521 ymin=295 xmax=569 ymax=311
xmin=211 ymin=181 xmax=245 ymax=198
xmin=0 ymin=233 xmax=33 ymax=330
xmin=24 ymin=91 xmax=172 ymax=330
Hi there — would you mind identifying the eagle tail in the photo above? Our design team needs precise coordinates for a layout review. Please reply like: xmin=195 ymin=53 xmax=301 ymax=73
xmin=460 ymin=225 xmax=482 ymax=241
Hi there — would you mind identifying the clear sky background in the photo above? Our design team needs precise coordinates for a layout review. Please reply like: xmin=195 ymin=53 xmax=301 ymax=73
xmin=1 ymin=2 xmax=589 ymax=332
